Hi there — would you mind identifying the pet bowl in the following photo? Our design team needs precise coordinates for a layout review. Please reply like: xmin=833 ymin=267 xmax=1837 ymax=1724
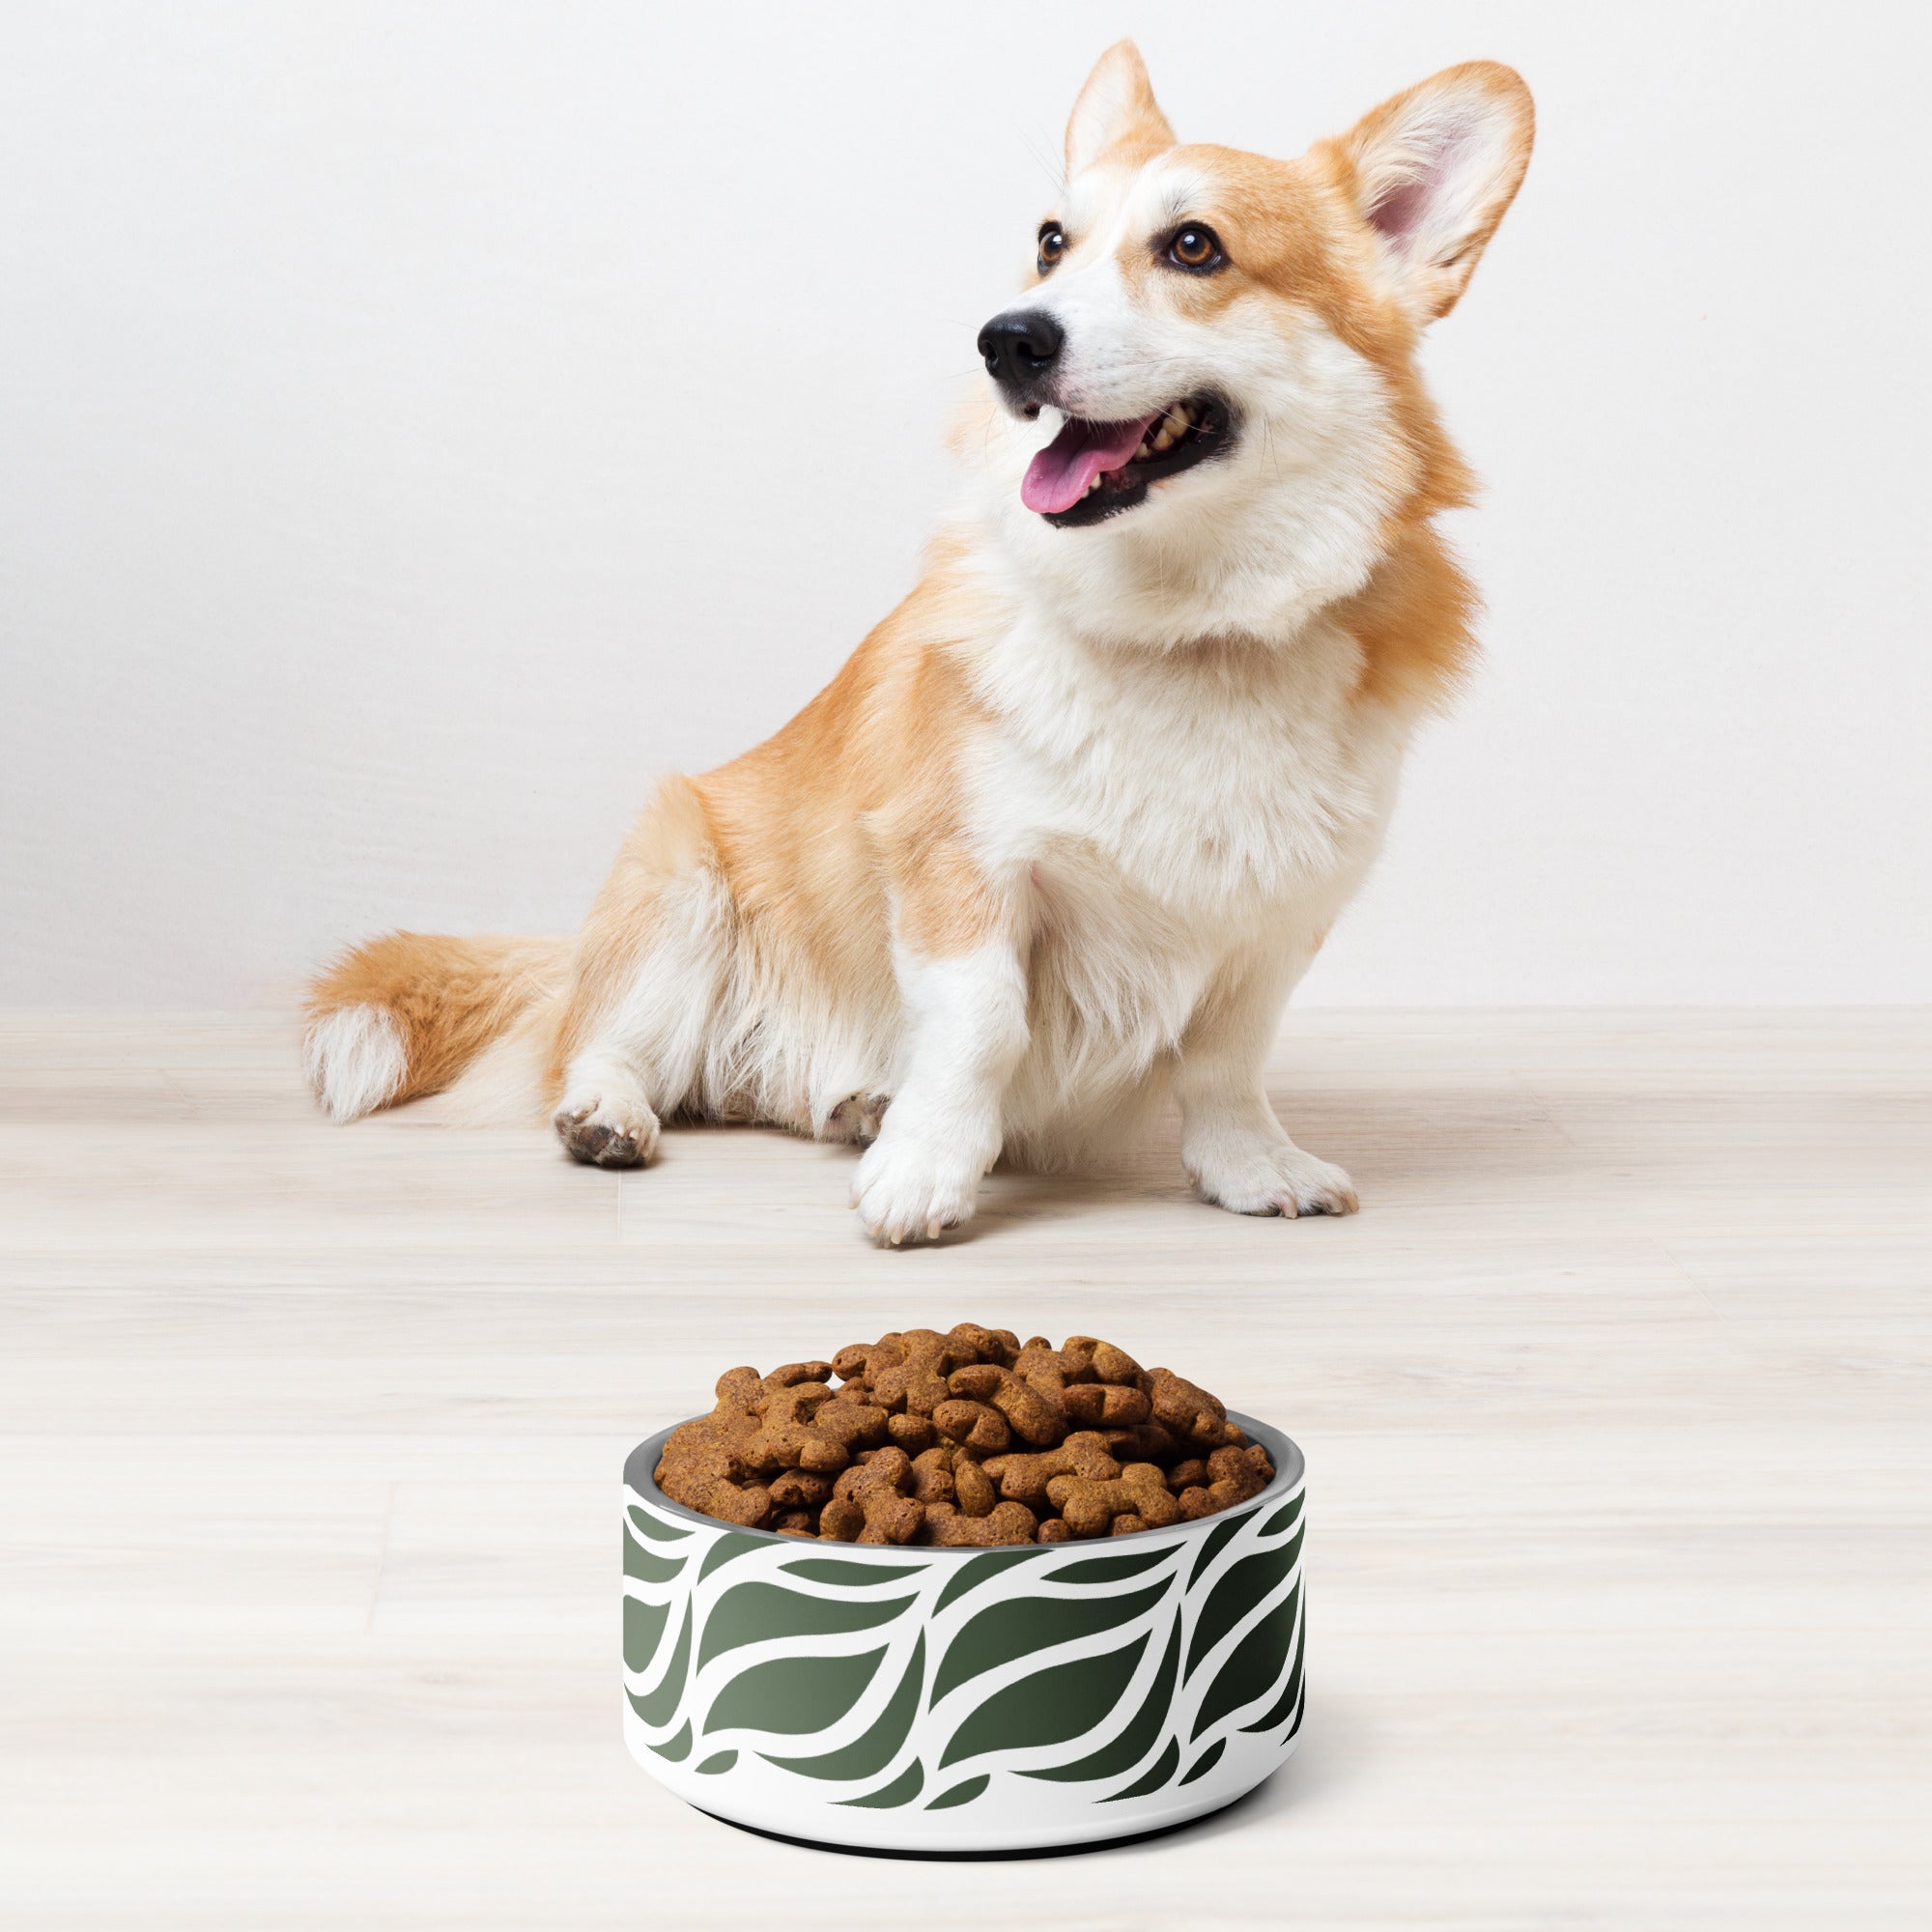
xmin=621 ymin=1412 xmax=1305 ymax=1855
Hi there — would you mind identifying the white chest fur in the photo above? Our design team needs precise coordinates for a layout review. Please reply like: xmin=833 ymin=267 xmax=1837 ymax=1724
xmin=960 ymin=608 xmax=1409 ymax=1138
xmin=966 ymin=607 xmax=1407 ymax=931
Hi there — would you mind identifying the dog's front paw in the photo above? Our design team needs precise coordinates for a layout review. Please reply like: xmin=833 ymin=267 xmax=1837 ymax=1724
xmin=553 ymin=1084 xmax=661 ymax=1170
xmin=1185 ymin=1132 xmax=1358 ymax=1219
xmin=850 ymin=1131 xmax=982 ymax=1245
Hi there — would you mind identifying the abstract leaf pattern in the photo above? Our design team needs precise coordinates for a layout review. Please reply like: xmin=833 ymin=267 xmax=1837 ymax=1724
xmin=627 ymin=1505 xmax=691 ymax=1544
xmin=933 ymin=1548 xmax=1036 ymax=1614
xmin=696 ymin=1579 xmax=919 ymax=1670
xmin=623 ymin=1592 xmax=669 ymax=1675
xmin=627 ymin=1598 xmax=691 ymax=1729
xmin=1019 ymin=1612 xmax=1180 ymax=1783
xmin=781 ymin=1559 xmax=926 ymax=1588
xmin=704 ymin=1643 xmax=887 ymax=1738
xmin=763 ymin=1634 xmax=926 ymax=1780
xmin=623 ymin=1538 xmax=687 ymax=1587
xmin=939 ymin=1632 xmax=1150 ymax=1769
xmin=926 ymin=1775 xmax=989 ymax=1809
xmin=1193 ymin=1580 xmax=1299 ymax=1741
xmin=1045 ymin=1548 xmax=1174 ymax=1586
xmin=1239 ymin=1594 xmax=1306 ymax=1736
xmin=1102 ymin=1735 xmax=1179 ymax=1803
xmin=929 ymin=1577 xmax=1173 ymax=1702
xmin=1184 ymin=1534 xmax=1301 ymax=1681
xmin=622 ymin=1435 xmax=1303 ymax=1817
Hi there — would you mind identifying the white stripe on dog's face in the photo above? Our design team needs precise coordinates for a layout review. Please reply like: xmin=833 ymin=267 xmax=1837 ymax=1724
xmin=1026 ymin=157 xmax=1242 ymax=423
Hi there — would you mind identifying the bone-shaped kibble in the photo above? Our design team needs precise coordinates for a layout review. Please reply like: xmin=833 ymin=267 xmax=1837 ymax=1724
xmin=768 ymin=1468 xmax=833 ymax=1510
xmin=908 ymin=1446 xmax=956 ymax=1506
xmin=981 ymin=1430 xmax=1122 ymax=1504
xmin=923 ymin=1499 xmax=1037 ymax=1547
xmin=1144 ymin=1367 xmax=1231 ymax=1449
xmin=1062 ymin=1335 xmax=1144 ymax=1384
xmin=831 ymin=1338 xmax=890 ymax=1384
xmin=1060 ymin=1380 xmax=1151 ymax=1427
xmin=947 ymin=1322 xmax=1021 ymax=1368
xmin=670 ymin=1475 xmax=771 ymax=1526
xmin=654 ymin=1395 xmax=768 ymax=1520
xmin=886 ymin=1412 xmax=936 ymax=1455
xmin=804 ymin=1390 xmax=890 ymax=1457
xmin=715 ymin=1361 xmax=833 ymax=1411
xmin=1178 ymin=1444 xmax=1274 ymax=1520
xmin=947 ymin=1363 xmax=1063 ymax=1445
xmin=1104 ymin=1419 xmax=1184 ymax=1463
xmin=818 ymin=1447 xmax=924 ymax=1545
xmin=705 ymin=1361 xmax=848 ymax=1470
xmin=1009 ymin=1338 xmax=1149 ymax=1427
xmin=1013 ymin=1337 xmax=1078 ymax=1405
xmin=1046 ymin=1462 xmax=1182 ymax=1537
xmin=745 ymin=1381 xmax=860 ymax=1475
xmin=655 ymin=1435 xmax=774 ymax=1528
xmin=661 ymin=1405 xmax=755 ymax=1481
xmin=867 ymin=1327 xmax=982 ymax=1416
xmin=930 ymin=1398 xmax=1010 ymax=1454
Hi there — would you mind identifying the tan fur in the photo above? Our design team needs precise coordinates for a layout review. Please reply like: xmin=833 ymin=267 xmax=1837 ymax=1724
xmin=306 ymin=932 xmax=565 ymax=1105
xmin=526 ymin=538 xmax=1013 ymax=1129
xmin=1335 ymin=524 xmax=1482 ymax=711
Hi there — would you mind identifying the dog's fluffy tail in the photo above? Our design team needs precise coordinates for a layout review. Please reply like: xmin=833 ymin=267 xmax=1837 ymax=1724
xmin=302 ymin=932 xmax=568 ymax=1122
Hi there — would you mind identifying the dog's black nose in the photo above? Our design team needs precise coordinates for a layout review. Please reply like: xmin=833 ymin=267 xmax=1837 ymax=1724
xmin=977 ymin=309 xmax=1064 ymax=392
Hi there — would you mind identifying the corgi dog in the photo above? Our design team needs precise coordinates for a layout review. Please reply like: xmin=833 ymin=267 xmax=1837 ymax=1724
xmin=304 ymin=43 xmax=1533 ymax=1244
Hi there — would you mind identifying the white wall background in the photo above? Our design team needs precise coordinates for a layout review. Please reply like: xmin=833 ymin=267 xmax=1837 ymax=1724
xmin=3 ymin=2 xmax=1926 ymax=1007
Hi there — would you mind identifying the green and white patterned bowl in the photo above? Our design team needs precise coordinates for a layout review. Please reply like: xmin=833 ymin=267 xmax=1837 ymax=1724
xmin=621 ymin=1413 xmax=1305 ymax=1854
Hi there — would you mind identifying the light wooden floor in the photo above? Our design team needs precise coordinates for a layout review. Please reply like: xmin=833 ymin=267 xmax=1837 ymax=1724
xmin=1 ymin=1009 xmax=1926 ymax=1928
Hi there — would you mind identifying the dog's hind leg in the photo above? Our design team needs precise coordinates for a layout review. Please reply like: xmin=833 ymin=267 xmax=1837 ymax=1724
xmin=547 ymin=778 xmax=733 ymax=1170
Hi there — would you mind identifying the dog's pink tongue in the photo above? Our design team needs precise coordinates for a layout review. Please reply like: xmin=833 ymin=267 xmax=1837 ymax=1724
xmin=1021 ymin=413 xmax=1156 ymax=515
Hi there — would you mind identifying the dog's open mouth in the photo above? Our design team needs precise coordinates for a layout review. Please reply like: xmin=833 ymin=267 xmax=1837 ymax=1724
xmin=1021 ymin=395 xmax=1233 ymax=526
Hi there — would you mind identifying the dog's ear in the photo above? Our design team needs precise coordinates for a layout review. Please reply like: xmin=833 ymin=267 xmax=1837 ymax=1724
xmin=1338 ymin=62 xmax=1534 ymax=321
xmin=1065 ymin=41 xmax=1176 ymax=178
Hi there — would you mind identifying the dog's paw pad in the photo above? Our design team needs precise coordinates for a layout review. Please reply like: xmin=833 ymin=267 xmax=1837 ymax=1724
xmin=553 ymin=1094 xmax=660 ymax=1170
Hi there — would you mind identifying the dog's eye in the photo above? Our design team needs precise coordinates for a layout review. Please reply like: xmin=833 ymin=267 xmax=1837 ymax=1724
xmin=1037 ymin=224 xmax=1066 ymax=273
xmin=1166 ymin=225 xmax=1224 ymax=273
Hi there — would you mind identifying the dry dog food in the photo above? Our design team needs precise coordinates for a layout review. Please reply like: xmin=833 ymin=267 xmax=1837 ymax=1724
xmin=654 ymin=1325 xmax=1273 ymax=1544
